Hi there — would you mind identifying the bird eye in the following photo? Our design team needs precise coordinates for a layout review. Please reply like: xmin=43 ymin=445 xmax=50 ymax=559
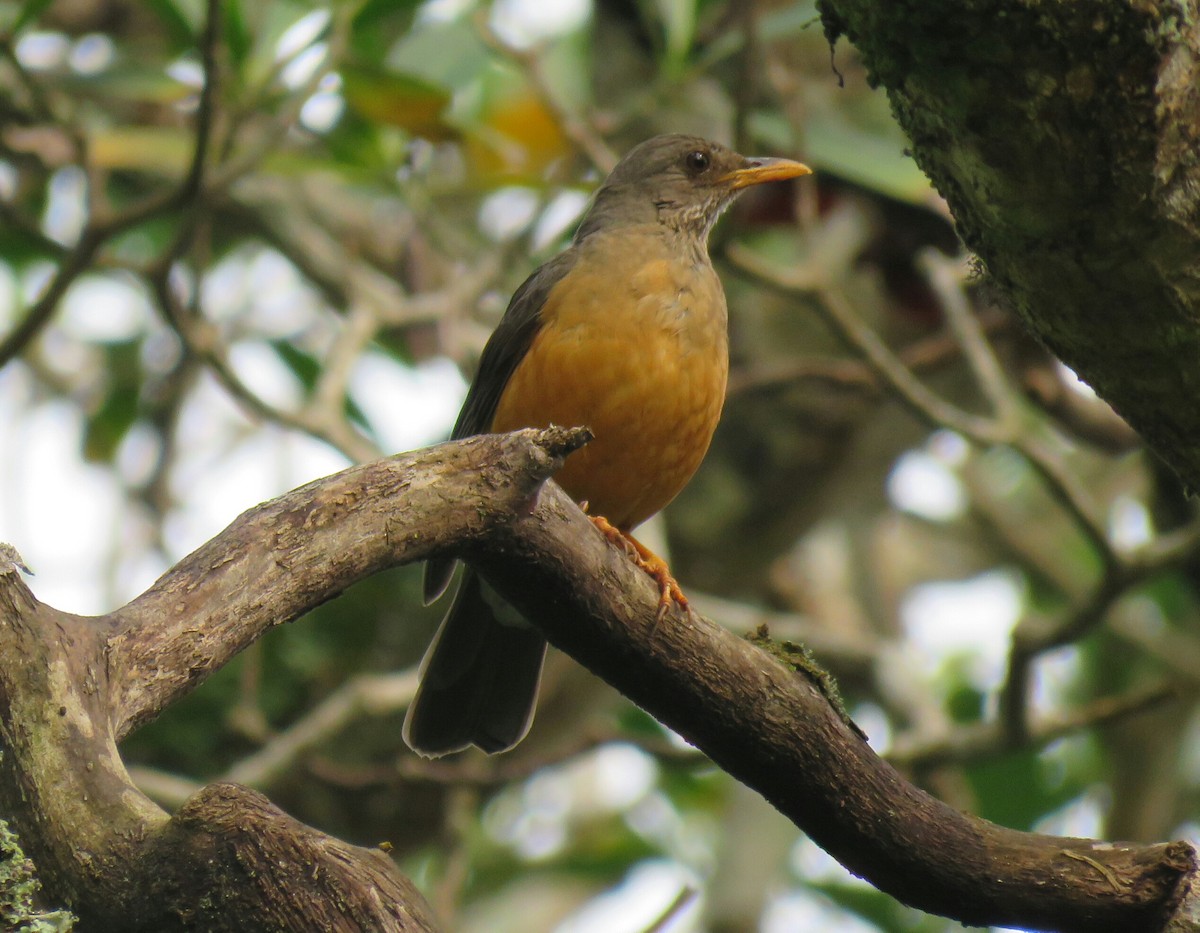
xmin=684 ymin=150 xmax=710 ymax=173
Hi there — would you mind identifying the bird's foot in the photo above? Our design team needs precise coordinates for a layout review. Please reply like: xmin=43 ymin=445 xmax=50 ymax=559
xmin=588 ymin=514 xmax=688 ymax=622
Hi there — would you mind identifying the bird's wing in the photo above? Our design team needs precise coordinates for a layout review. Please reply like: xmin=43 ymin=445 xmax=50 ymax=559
xmin=451 ymin=248 xmax=580 ymax=439
xmin=423 ymin=248 xmax=581 ymax=604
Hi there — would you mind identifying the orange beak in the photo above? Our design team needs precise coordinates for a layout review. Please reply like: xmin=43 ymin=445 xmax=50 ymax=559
xmin=722 ymin=157 xmax=812 ymax=190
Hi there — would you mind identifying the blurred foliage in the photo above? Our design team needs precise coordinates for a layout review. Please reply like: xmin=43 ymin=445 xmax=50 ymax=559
xmin=1 ymin=0 xmax=1197 ymax=931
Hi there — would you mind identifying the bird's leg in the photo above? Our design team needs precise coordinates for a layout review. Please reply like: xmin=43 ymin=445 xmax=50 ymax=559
xmin=588 ymin=514 xmax=688 ymax=621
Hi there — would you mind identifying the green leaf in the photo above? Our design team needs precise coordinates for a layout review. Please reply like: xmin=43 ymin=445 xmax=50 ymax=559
xmin=11 ymin=0 xmax=55 ymax=34
xmin=697 ymin=2 xmax=820 ymax=68
xmin=270 ymin=339 xmax=321 ymax=391
xmin=318 ymin=107 xmax=392 ymax=170
xmin=350 ymin=0 xmax=424 ymax=62
xmin=811 ymin=881 xmax=943 ymax=932
xmin=84 ymin=386 xmax=140 ymax=463
xmin=967 ymin=749 xmax=1083 ymax=831
xmin=54 ymin=64 xmax=196 ymax=106
xmin=268 ymin=340 xmax=372 ymax=431
xmin=750 ymin=108 xmax=933 ymax=207
xmin=0 ymin=229 xmax=59 ymax=267
xmin=142 ymin=0 xmax=199 ymax=50
xmin=223 ymin=0 xmax=253 ymax=69
xmin=805 ymin=116 xmax=932 ymax=206
xmin=655 ymin=0 xmax=697 ymax=75
xmin=385 ymin=16 xmax=492 ymax=91
xmin=340 ymin=63 xmax=455 ymax=140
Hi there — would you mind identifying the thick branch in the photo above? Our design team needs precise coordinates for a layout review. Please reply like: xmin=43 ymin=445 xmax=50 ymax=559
xmin=108 ymin=427 xmax=590 ymax=739
xmin=139 ymin=783 xmax=430 ymax=932
xmin=3 ymin=426 xmax=1196 ymax=930
xmin=464 ymin=484 xmax=1195 ymax=932
xmin=817 ymin=0 xmax=1200 ymax=490
xmin=0 ymin=569 xmax=437 ymax=931
xmin=0 ymin=427 xmax=589 ymax=931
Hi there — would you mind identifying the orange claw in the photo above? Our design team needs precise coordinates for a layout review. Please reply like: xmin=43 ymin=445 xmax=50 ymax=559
xmin=589 ymin=514 xmax=689 ymax=621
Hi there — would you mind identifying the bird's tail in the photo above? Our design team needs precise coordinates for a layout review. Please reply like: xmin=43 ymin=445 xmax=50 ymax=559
xmin=404 ymin=569 xmax=547 ymax=757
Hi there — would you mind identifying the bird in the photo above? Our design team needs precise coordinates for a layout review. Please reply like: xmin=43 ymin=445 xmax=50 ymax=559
xmin=404 ymin=134 xmax=811 ymax=757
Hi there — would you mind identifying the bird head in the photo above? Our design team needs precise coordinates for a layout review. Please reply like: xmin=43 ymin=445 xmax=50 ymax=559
xmin=577 ymin=135 xmax=811 ymax=242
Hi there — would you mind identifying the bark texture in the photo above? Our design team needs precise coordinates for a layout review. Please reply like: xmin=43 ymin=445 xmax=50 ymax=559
xmin=818 ymin=0 xmax=1200 ymax=489
xmin=468 ymin=463 xmax=1196 ymax=932
xmin=1 ymin=427 xmax=1197 ymax=930
xmin=0 ymin=427 xmax=590 ymax=931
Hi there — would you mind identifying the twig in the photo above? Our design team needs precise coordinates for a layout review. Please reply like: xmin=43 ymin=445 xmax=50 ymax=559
xmin=687 ymin=591 xmax=882 ymax=673
xmin=731 ymin=246 xmax=1113 ymax=570
xmin=730 ymin=242 xmax=1132 ymax=743
xmin=0 ymin=227 xmax=106 ymax=366
xmin=0 ymin=36 xmax=57 ymax=122
xmin=145 ymin=253 xmax=380 ymax=462
xmin=1018 ymin=434 xmax=1116 ymax=572
xmin=130 ymin=670 xmax=421 ymax=810
xmin=892 ymin=683 xmax=1175 ymax=770
xmin=1110 ymin=604 xmax=1200 ymax=687
xmin=127 ymin=766 xmax=202 ymax=809
xmin=1133 ymin=517 xmax=1200 ymax=574
xmin=178 ymin=0 xmax=220 ymax=205
xmin=1021 ymin=362 xmax=1141 ymax=454
xmin=918 ymin=249 xmax=1018 ymax=427
xmin=0 ymin=0 xmax=220 ymax=368
xmin=643 ymin=887 xmax=699 ymax=933
xmin=315 ymin=724 xmax=618 ymax=789
xmin=925 ymin=255 xmax=1119 ymax=733
xmin=729 ymin=306 xmax=1013 ymax=396
xmin=134 ymin=2 xmax=392 ymax=465
xmin=432 ymin=785 xmax=480 ymax=927
xmin=207 ymin=6 xmax=352 ymax=192
xmin=310 ymin=304 xmax=378 ymax=417
xmin=729 ymin=243 xmax=1005 ymax=442
xmin=476 ymin=15 xmax=618 ymax=174
xmin=226 ymin=671 xmax=418 ymax=788
xmin=997 ymin=515 xmax=1200 ymax=742
xmin=820 ymin=283 xmax=1007 ymax=440
xmin=1000 ymin=579 xmax=1120 ymax=743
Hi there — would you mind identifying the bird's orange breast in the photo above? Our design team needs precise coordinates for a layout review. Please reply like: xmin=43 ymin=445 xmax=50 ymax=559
xmin=490 ymin=235 xmax=729 ymax=531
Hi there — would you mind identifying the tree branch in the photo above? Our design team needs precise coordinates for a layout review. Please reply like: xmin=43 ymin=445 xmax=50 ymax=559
xmin=817 ymin=0 xmax=1200 ymax=493
xmin=464 ymin=469 xmax=1195 ymax=931
xmin=3 ymin=425 xmax=1197 ymax=930
xmin=0 ymin=427 xmax=589 ymax=930
xmin=107 ymin=427 xmax=591 ymax=739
